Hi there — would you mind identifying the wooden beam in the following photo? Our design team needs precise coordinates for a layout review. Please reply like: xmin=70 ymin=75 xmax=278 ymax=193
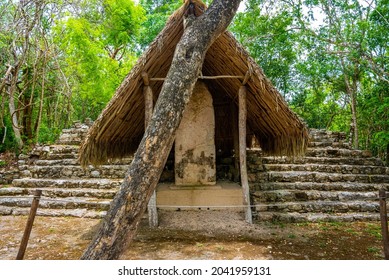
xmin=379 ymin=189 xmax=389 ymax=259
xmin=144 ymin=83 xmax=158 ymax=228
xmin=238 ymin=86 xmax=252 ymax=224
xmin=149 ymin=75 xmax=245 ymax=82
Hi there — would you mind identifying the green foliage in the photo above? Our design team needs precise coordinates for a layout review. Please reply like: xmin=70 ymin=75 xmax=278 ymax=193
xmin=0 ymin=0 xmax=388 ymax=164
xmin=233 ymin=0 xmax=388 ymax=162
xmin=231 ymin=1 xmax=299 ymax=96
xmin=137 ymin=0 xmax=182 ymax=50
xmin=54 ymin=0 xmax=144 ymax=120
xmin=37 ymin=124 xmax=61 ymax=145
xmin=0 ymin=118 xmax=18 ymax=153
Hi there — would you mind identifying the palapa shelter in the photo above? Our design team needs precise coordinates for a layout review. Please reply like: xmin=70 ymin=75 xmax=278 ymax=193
xmin=79 ymin=0 xmax=308 ymax=224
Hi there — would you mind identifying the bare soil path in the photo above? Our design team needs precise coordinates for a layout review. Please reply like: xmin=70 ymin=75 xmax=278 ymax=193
xmin=0 ymin=210 xmax=384 ymax=260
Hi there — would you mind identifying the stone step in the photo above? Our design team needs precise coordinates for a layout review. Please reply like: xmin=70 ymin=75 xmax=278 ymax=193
xmin=255 ymin=211 xmax=380 ymax=223
xmin=36 ymin=144 xmax=80 ymax=155
xmin=55 ymin=138 xmax=83 ymax=146
xmin=0 ymin=187 xmax=28 ymax=196
xmin=261 ymin=164 xmax=388 ymax=175
xmin=24 ymin=157 xmax=134 ymax=166
xmin=265 ymin=171 xmax=389 ymax=183
xmin=254 ymin=200 xmax=379 ymax=213
xmin=22 ymin=145 xmax=81 ymax=160
xmin=305 ymin=148 xmax=372 ymax=158
xmin=12 ymin=178 xmax=122 ymax=189
xmin=30 ymin=153 xmax=79 ymax=160
xmin=0 ymin=186 xmax=117 ymax=199
xmin=0 ymin=168 xmax=20 ymax=184
xmin=19 ymin=158 xmax=80 ymax=166
xmin=0 ymin=196 xmax=111 ymax=211
xmin=56 ymin=129 xmax=88 ymax=145
xmin=253 ymin=182 xmax=389 ymax=192
xmin=0 ymin=187 xmax=119 ymax=199
xmin=309 ymin=129 xmax=347 ymax=142
xmin=253 ymin=190 xmax=378 ymax=203
xmin=259 ymin=156 xmax=384 ymax=166
xmin=308 ymin=141 xmax=350 ymax=149
xmin=0 ymin=205 xmax=105 ymax=218
xmin=38 ymin=188 xmax=116 ymax=199
xmin=27 ymin=165 xmax=130 ymax=179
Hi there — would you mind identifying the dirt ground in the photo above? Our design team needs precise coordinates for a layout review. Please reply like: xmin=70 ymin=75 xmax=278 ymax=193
xmin=0 ymin=210 xmax=385 ymax=260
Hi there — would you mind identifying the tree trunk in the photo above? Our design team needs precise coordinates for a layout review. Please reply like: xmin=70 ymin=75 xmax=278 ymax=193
xmin=8 ymin=69 xmax=23 ymax=149
xmin=81 ymin=0 xmax=242 ymax=260
xmin=34 ymin=53 xmax=47 ymax=142
xmin=341 ymin=61 xmax=359 ymax=150
xmin=350 ymin=90 xmax=358 ymax=149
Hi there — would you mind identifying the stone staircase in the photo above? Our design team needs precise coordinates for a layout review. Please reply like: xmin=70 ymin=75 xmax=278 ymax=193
xmin=0 ymin=120 xmax=130 ymax=218
xmin=1 ymin=124 xmax=388 ymax=222
xmin=248 ymin=129 xmax=389 ymax=222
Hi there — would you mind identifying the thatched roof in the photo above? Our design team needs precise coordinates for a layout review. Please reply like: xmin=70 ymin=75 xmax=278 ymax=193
xmin=79 ymin=0 xmax=308 ymax=167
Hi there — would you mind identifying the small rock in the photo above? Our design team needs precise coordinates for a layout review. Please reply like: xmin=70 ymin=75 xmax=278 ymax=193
xmin=20 ymin=170 xmax=32 ymax=178
xmin=91 ymin=170 xmax=100 ymax=178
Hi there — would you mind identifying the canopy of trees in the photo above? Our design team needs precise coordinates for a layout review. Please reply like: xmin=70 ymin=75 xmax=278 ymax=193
xmin=0 ymin=0 xmax=388 ymax=164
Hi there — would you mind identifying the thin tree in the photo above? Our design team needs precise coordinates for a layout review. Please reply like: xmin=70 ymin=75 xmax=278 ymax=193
xmin=81 ymin=0 xmax=242 ymax=260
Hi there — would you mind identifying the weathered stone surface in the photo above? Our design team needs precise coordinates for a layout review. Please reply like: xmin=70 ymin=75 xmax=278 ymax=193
xmin=0 ymin=168 xmax=20 ymax=184
xmin=249 ymin=128 xmax=389 ymax=222
xmin=175 ymin=81 xmax=216 ymax=186
xmin=1 ymin=122 xmax=389 ymax=222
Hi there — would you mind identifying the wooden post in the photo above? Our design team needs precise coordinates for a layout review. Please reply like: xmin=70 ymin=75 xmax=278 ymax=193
xmin=379 ymin=189 xmax=389 ymax=259
xmin=143 ymin=72 xmax=158 ymax=228
xmin=238 ymin=86 xmax=252 ymax=224
xmin=231 ymin=103 xmax=240 ymax=182
xmin=16 ymin=189 xmax=42 ymax=260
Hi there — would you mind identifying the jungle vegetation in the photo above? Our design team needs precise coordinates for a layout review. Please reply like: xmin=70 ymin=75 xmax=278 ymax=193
xmin=0 ymin=0 xmax=388 ymax=164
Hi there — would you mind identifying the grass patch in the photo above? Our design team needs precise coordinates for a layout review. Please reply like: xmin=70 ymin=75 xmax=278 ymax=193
xmin=216 ymin=245 xmax=225 ymax=251
xmin=364 ymin=224 xmax=382 ymax=239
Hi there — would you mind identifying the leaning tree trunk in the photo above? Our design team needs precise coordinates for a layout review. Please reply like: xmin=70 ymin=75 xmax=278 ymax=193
xmin=81 ymin=0 xmax=242 ymax=260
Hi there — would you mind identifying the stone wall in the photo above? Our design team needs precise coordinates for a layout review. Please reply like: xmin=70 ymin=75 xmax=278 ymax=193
xmin=246 ymin=129 xmax=389 ymax=222
xmin=0 ymin=167 xmax=19 ymax=185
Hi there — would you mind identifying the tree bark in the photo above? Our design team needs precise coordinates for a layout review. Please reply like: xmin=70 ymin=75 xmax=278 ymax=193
xmin=8 ymin=69 xmax=23 ymax=149
xmin=238 ymin=86 xmax=252 ymax=224
xmin=81 ymin=0 xmax=242 ymax=260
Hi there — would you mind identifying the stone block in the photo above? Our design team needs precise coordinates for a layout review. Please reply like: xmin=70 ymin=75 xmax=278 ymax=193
xmin=175 ymin=82 xmax=216 ymax=186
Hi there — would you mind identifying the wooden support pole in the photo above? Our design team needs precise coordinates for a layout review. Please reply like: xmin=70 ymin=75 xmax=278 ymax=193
xmin=16 ymin=189 xmax=42 ymax=260
xmin=238 ymin=86 xmax=252 ymax=224
xmin=379 ymin=189 xmax=389 ymax=259
xmin=231 ymin=102 xmax=240 ymax=182
xmin=242 ymin=71 xmax=251 ymax=86
xmin=141 ymin=72 xmax=150 ymax=86
xmin=143 ymin=73 xmax=158 ymax=228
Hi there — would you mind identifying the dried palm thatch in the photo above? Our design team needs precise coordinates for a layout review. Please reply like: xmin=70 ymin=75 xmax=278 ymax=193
xmin=79 ymin=0 xmax=308 ymax=167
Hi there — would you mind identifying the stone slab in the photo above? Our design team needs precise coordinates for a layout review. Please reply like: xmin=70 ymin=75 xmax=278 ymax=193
xmin=157 ymin=182 xmax=243 ymax=211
